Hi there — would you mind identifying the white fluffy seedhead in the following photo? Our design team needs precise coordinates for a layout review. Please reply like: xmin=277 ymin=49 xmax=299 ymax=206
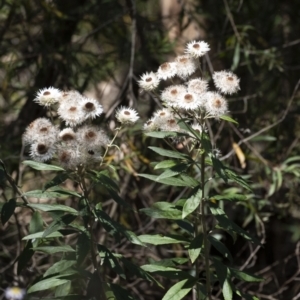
xmin=213 ymin=71 xmax=240 ymax=95
xmin=138 ymin=72 xmax=160 ymax=91
xmin=34 ymin=87 xmax=61 ymax=106
xmin=115 ymin=107 xmax=139 ymax=125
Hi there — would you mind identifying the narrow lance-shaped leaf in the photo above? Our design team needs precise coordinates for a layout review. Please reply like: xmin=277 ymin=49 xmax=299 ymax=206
xmin=23 ymin=160 xmax=65 ymax=171
xmin=1 ymin=199 xmax=16 ymax=225
xmin=182 ymin=187 xmax=202 ymax=219
xmin=162 ymin=278 xmax=196 ymax=300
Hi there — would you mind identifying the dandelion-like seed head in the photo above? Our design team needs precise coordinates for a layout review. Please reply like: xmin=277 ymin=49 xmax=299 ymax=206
xmin=29 ymin=140 xmax=56 ymax=162
xmin=34 ymin=87 xmax=61 ymax=107
xmin=143 ymin=117 xmax=160 ymax=131
xmin=161 ymin=85 xmax=186 ymax=107
xmin=185 ymin=40 xmax=210 ymax=58
xmin=175 ymin=55 xmax=197 ymax=78
xmin=59 ymin=128 xmax=76 ymax=143
xmin=212 ymin=71 xmax=240 ymax=95
xmin=58 ymin=100 xmax=86 ymax=127
xmin=187 ymin=78 xmax=208 ymax=95
xmin=57 ymin=146 xmax=78 ymax=169
xmin=115 ymin=107 xmax=139 ymax=124
xmin=23 ymin=118 xmax=58 ymax=145
xmin=160 ymin=118 xmax=180 ymax=132
xmin=205 ymin=92 xmax=228 ymax=117
xmin=157 ymin=62 xmax=177 ymax=80
xmin=138 ymin=72 xmax=160 ymax=91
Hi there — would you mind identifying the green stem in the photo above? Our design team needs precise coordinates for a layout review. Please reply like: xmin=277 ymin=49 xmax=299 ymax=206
xmin=200 ymin=152 xmax=211 ymax=300
xmin=80 ymin=175 xmax=107 ymax=300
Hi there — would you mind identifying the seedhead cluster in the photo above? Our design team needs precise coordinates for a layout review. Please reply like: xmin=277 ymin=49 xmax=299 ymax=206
xmin=139 ymin=40 xmax=240 ymax=134
xmin=23 ymin=89 xmax=139 ymax=169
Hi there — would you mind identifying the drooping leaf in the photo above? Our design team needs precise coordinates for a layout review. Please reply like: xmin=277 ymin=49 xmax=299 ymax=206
xmin=157 ymin=163 xmax=188 ymax=180
xmin=162 ymin=279 xmax=196 ymax=300
xmin=43 ymin=173 xmax=69 ymax=191
xmin=140 ymin=202 xmax=182 ymax=220
xmin=76 ymin=232 xmax=90 ymax=266
xmin=55 ymin=281 xmax=71 ymax=297
xmin=29 ymin=211 xmax=44 ymax=234
xmin=211 ymin=194 xmax=247 ymax=202
xmin=1 ymin=198 xmax=16 ymax=225
xmin=22 ymin=231 xmax=63 ymax=240
xmin=43 ymin=214 xmax=77 ymax=237
xmin=23 ymin=160 xmax=65 ymax=171
xmin=220 ymin=115 xmax=238 ymax=125
xmin=109 ymin=283 xmax=137 ymax=300
xmin=154 ymin=160 xmax=178 ymax=170
xmin=44 ymin=260 xmax=76 ymax=277
xmin=17 ymin=240 xmax=34 ymax=275
xmin=121 ymin=257 xmax=162 ymax=287
xmin=230 ymin=268 xmax=262 ymax=282
xmin=27 ymin=278 xmax=69 ymax=293
xmin=208 ymin=236 xmax=233 ymax=263
xmin=24 ymin=189 xmax=80 ymax=199
xmin=98 ymin=244 xmax=125 ymax=279
xmin=149 ymin=146 xmax=190 ymax=160
xmin=182 ymin=187 xmax=202 ymax=219
xmin=188 ymin=234 xmax=203 ymax=263
xmin=32 ymin=245 xmax=75 ymax=254
xmin=27 ymin=203 xmax=78 ymax=214
xmin=137 ymin=234 xmax=189 ymax=245
xmin=213 ymin=259 xmax=232 ymax=300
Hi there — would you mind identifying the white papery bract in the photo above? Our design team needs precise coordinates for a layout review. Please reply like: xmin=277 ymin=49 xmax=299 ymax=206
xmin=116 ymin=107 xmax=139 ymax=124
xmin=143 ymin=117 xmax=160 ymax=131
xmin=59 ymin=128 xmax=77 ymax=144
xmin=175 ymin=55 xmax=197 ymax=78
xmin=58 ymin=99 xmax=86 ymax=127
xmin=138 ymin=72 xmax=160 ymax=91
xmin=161 ymin=85 xmax=186 ymax=107
xmin=187 ymin=78 xmax=208 ymax=95
xmin=23 ymin=118 xmax=58 ymax=145
xmin=213 ymin=71 xmax=240 ymax=95
xmin=34 ymin=87 xmax=61 ymax=106
xmin=177 ymin=92 xmax=202 ymax=111
xmin=157 ymin=62 xmax=177 ymax=80
xmin=81 ymin=97 xmax=103 ymax=120
xmin=185 ymin=40 xmax=210 ymax=58
xmin=29 ymin=140 xmax=56 ymax=162
xmin=205 ymin=92 xmax=228 ymax=117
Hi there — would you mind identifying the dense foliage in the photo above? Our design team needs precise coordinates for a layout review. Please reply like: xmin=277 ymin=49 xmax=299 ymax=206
xmin=1 ymin=0 xmax=300 ymax=299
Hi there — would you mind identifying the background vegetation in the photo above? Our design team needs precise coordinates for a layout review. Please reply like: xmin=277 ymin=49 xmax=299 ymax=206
xmin=1 ymin=0 xmax=300 ymax=299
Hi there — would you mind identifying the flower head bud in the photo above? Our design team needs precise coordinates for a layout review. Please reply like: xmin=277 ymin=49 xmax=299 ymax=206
xmin=205 ymin=92 xmax=228 ymax=117
xmin=115 ymin=107 xmax=139 ymax=124
xmin=213 ymin=71 xmax=240 ymax=95
xmin=175 ymin=55 xmax=197 ymax=78
xmin=157 ymin=62 xmax=177 ymax=80
xmin=185 ymin=40 xmax=210 ymax=58
xmin=138 ymin=72 xmax=160 ymax=91
xmin=34 ymin=87 xmax=61 ymax=106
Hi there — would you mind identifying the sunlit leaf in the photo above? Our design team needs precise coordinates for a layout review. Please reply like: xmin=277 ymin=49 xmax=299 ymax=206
xmin=23 ymin=160 xmax=65 ymax=171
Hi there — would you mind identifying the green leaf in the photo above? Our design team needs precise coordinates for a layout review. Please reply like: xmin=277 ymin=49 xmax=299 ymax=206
xmin=121 ymin=257 xmax=162 ymax=287
xmin=157 ymin=163 xmax=188 ymax=180
xmin=230 ymin=268 xmax=262 ymax=282
xmin=28 ymin=278 xmax=69 ymax=293
xmin=201 ymin=133 xmax=212 ymax=153
xmin=224 ymin=169 xmax=252 ymax=191
xmin=44 ymin=260 xmax=76 ymax=277
xmin=17 ymin=240 xmax=34 ymax=275
xmin=43 ymin=214 xmax=77 ymax=237
xmin=150 ymin=257 xmax=189 ymax=268
xmin=1 ymin=198 xmax=16 ymax=225
xmin=43 ymin=173 xmax=69 ymax=191
xmin=91 ymin=170 xmax=119 ymax=192
xmin=24 ymin=188 xmax=80 ymax=199
xmin=95 ymin=210 xmax=145 ymax=246
xmin=76 ymin=232 xmax=90 ymax=266
xmin=145 ymin=131 xmax=179 ymax=138
xmin=98 ymin=244 xmax=126 ymax=279
xmin=109 ymin=283 xmax=136 ymax=300
xmin=182 ymin=187 xmax=202 ymax=219
xmin=208 ymin=236 xmax=233 ymax=263
xmin=231 ymin=42 xmax=240 ymax=71
xmin=29 ymin=211 xmax=44 ymax=234
xmin=55 ymin=281 xmax=71 ymax=297
xmin=220 ymin=115 xmax=239 ymax=125
xmin=154 ymin=160 xmax=178 ymax=169
xmin=137 ymin=234 xmax=189 ymax=245
xmin=210 ymin=205 xmax=259 ymax=244
xmin=162 ymin=279 xmax=196 ymax=300
xmin=138 ymin=173 xmax=198 ymax=187
xmin=211 ymin=194 xmax=247 ymax=202
xmin=188 ymin=234 xmax=203 ymax=263
xmin=149 ymin=146 xmax=190 ymax=160
xmin=23 ymin=160 xmax=65 ymax=171
xmin=223 ymin=278 xmax=233 ymax=300
xmin=23 ymin=231 xmax=63 ymax=240
xmin=32 ymin=245 xmax=75 ymax=254
xmin=140 ymin=202 xmax=182 ymax=220
xmin=213 ymin=259 xmax=232 ymax=300
xmin=27 ymin=203 xmax=78 ymax=214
